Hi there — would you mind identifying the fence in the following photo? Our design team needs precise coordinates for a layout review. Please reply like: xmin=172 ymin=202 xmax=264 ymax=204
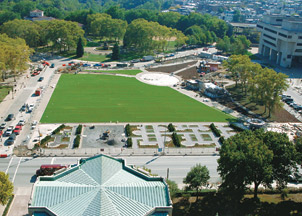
xmin=40 ymin=147 xmax=218 ymax=157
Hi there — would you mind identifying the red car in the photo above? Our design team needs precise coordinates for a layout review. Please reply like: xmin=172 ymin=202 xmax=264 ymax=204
xmin=13 ymin=129 xmax=21 ymax=135
xmin=15 ymin=125 xmax=22 ymax=130
xmin=0 ymin=130 xmax=3 ymax=137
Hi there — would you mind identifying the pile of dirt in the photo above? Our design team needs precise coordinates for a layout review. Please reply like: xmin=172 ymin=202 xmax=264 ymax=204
xmin=177 ymin=67 xmax=199 ymax=80
xmin=147 ymin=61 xmax=197 ymax=73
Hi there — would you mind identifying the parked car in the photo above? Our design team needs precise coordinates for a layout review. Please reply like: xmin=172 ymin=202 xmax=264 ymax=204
xmin=20 ymin=104 xmax=26 ymax=112
xmin=38 ymin=77 xmax=44 ymax=82
xmin=5 ymin=127 xmax=13 ymax=136
xmin=18 ymin=119 xmax=25 ymax=126
xmin=6 ymin=114 xmax=14 ymax=121
xmin=50 ymin=63 xmax=55 ymax=68
xmin=28 ymin=104 xmax=34 ymax=113
xmin=102 ymin=64 xmax=111 ymax=68
xmin=294 ymin=105 xmax=302 ymax=111
xmin=0 ymin=123 xmax=6 ymax=129
xmin=31 ymin=120 xmax=37 ymax=130
xmin=284 ymin=98 xmax=294 ymax=104
xmin=7 ymin=134 xmax=16 ymax=145
xmin=0 ymin=130 xmax=3 ymax=137
xmin=68 ymin=61 xmax=75 ymax=66
xmin=93 ymin=63 xmax=102 ymax=67
xmin=130 ymin=59 xmax=140 ymax=63
xmin=83 ymin=63 xmax=91 ymax=67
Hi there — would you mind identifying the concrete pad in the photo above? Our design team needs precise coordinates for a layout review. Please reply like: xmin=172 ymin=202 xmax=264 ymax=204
xmin=8 ymin=187 xmax=32 ymax=216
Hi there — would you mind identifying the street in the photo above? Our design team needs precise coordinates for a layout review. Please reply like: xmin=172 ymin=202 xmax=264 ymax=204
xmin=0 ymin=155 xmax=220 ymax=187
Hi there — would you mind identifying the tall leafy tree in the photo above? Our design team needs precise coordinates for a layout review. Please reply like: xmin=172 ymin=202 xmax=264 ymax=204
xmin=183 ymin=164 xmax=210 ymax=201
xmin=0 ymin=172 xmax=14 ymax=205
xmin=111 ymin=43 xmax=120 ymax=60
xmin=218 ymin=129 xmax=297 ymax=199
xmin=76 ymin=37 xmax=84 ymax=58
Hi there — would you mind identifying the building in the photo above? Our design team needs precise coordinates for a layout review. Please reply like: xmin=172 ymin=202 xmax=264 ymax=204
xmin=230 ymin=23 xmax=257 ymax=34
xmin=257 ymin=15 xmax=302 ymax=68
xmin=28 ymin=154 xmax=172 ymax=216
xmin=25 ymin=9 xmax=55 ymax=21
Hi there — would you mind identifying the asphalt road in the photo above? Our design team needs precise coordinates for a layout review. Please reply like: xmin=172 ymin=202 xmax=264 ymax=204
xmin=0 ymin=155 xmax=220 ymax=187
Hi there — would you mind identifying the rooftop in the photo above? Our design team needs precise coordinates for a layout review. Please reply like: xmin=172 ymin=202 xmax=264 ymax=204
xmin=29 ymin=154 xmax=172 ymax=216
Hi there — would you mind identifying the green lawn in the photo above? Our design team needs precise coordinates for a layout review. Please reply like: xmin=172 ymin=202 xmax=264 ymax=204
xmin=0 ymin=85 xmax=12 ymax=102
xmin=41 ymin=74 xmax=234 ymax=123
xmin=79 ymin=53 xmax=109 ymax=62
xmin=85 ymin=70 xmax=142 ymax=75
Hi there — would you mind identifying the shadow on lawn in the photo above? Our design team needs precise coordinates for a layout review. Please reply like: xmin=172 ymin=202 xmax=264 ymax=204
xmin=173 ymin=193 xmax=302 ymax=216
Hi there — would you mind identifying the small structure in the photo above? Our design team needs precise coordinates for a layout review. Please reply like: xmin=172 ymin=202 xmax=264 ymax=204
xmin=247 ymin=118 xmax=266 ymax=130
xmin=186 ymin=79 xmax=200 ymax=90
xmin=200 ymin=82 xmax=226 ymax=98
xmin=25 ymin=9 xmax=55 ymax=21
xmin=28 ymin=154 xmax=172 ymax=216
xmin=197 ymin=61 xmax=221 ymax=73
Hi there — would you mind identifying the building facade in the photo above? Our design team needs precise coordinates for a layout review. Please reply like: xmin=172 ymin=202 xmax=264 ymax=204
xmin=257 ymin=15 xmax=302 ymax=68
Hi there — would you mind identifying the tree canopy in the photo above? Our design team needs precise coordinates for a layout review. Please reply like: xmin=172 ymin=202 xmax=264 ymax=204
xmin=183 ymin=164 xmax=210 ymax=200
xmin=218 ymin=129 xmax=297 ymax=199
xmin=0 ymin=172 xmax=14 ymax=205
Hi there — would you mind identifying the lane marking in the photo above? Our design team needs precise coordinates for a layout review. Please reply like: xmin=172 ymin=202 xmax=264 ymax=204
xmin=51 ymin=157 xmax=55 ymax=164
xmin=12 ymin=157 xmax=22 ymax=183
xmin=5 ymin=157 xmax=14 ymax=174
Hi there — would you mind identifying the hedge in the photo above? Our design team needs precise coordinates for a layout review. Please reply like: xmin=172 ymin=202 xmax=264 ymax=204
xmin=172 ymin=132 xmax=181 ymax=147
xmin=75 ymin=124 xmax=82 ymax=135
xmin=73 ymin=135 xmax=80 ymax=148
xmin=168 ymin=123 xmax=175 ymax=132
xmin=125 ymin=124 xmax=131 ymax=137
xmin=229 ymin=122 xmax=246 ymax=132
xmin=2 ymin=195 xmax=14 ymax=216
xmin=127 ymin=138 xmax=132 ymax=148
xmin=52 ymin=124 xmax=65 ymax=135
xmin=40 ymin=135 xmax=51 ymax=146
xmin=219 ymin=136 xmax=225 ymax=144
xmin=210 ymin=123 xmax=221 ymax=137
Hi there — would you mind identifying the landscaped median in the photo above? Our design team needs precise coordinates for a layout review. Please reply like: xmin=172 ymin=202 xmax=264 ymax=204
xmin=85 ymin=69 xmax=142 ymax=75
xmin=41 ymin=74 xmax=235 ymax=123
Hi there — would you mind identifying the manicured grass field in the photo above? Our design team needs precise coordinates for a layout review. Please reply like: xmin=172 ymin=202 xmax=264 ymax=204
xmin=85 ymin=69 xmax=142 ymax=75
xmin=0 ymin=85 xmax=12 ymax=102
xmin=41 ymin=74 xmax=234 ymax=123
xmin=79 ymin=53 xmax=109 ymax=62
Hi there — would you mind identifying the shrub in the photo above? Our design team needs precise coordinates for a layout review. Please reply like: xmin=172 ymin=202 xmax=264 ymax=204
xmin=229 ymin=122 xmax=246 ymax=132
xmin=127 ymin=138 xmax=132 ymax=148
xmin=219 ymin=136 xmax=225 ymax=144
xmin=40 ymin=135 xmax=52 ymax=146
xmin=172 ymin=132 xmax=181 ymax=147
xmin=125 ymin=124 xmax=131 ymax=137
xmin=52 ymin=124 xmax=65 ymax=135
xmin=73 ymin=135 xmax=81 ymax=148
xmin=210 ymin=123 xmax=221 ymax=137
xmin=76 ymin=124 xmax=82 ymax=135
xmin=168 ymin=123 xmax=175 ymax=132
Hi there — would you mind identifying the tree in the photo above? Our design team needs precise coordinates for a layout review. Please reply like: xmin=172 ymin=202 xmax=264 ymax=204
xmin=183 ymin=164 xmax=210 ymax=201
xmin=111 ymin=43 xmax=120 ymax=60
xmin=166 ymin=179 xmax=179 ymax=199
xmin=295 ymin=137 xmax=302 ymax=164
xmin=76 ymin=37 xmax=84 ymax=58
xmin=0 ymin=172 xmax=14 ymax=205
xmin=218 ymin=129 xmax=297 ymax=199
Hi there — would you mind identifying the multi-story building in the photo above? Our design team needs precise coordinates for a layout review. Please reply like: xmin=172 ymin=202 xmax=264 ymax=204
xmin=257 ymin=15 xmax=302 ymax=68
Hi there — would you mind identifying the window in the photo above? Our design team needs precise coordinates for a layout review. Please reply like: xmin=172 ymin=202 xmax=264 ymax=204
xmin=295 ymin=49 xmax=302 ymax=53
xmin=288 ymin=35 xmax=292 ymax=39
xmin=279 ymin=33 xmax=287 ymax=38
xmin=264 ymin=34 xmax=276 ymax=41
xmin=297 ymin=43 xmax=302 ymax=46
xmin=264 ymin=27 xmax=277 ymax=34
xmin=299 ymin=36 xmax=302 ymax=39
xmin=276 ymin=19 xmax=283 ymax=22
xmin=264 ymin=39 xmax=276 ymax=47
xmin=287 ymin=55 xmax=292 ymax=58
xmin=257 ymin=24 xmax=263 ymax=29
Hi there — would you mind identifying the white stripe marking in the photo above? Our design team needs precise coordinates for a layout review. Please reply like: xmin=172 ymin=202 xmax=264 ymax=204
xmin=5 ymin=157 xmax=13 ymax=174
xmin=12 ymin=157 xmax=22 ymax=183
